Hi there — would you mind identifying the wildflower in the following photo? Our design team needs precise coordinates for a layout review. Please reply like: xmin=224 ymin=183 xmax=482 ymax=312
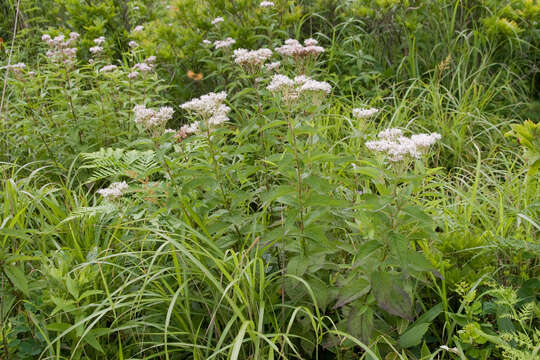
xmin=164 ymin=128 xmax=177 ymax=134
xmin=211 ymin=17 xmax=224 ymax=25
xmin=89 ymin=46 xmax=103 ymax=54
xmin=180 ymin=91 xmax=230 ymax=135
xmin=365 ymin=128 xmax=441 ymax=162
xmin=260 ymin=1 xmax=275 ymax=7
xmin=146 ymin=56 xmax=156 ymax=64
xmin=134 ymin=104 xmax=174 ymax=128
xmin=180 ymin=91 xmax=228 ymax=118
xmin=267 ymin=74 xmax=331 ymax=99
xmin=128 ymin=41 xmax=138 ymax=48
xmin=133 ymin=25 xmax=144 ymax=32
xmin=133 ymin=62 xmax=152 ymax=73
xmin=203 ymin=39 xmax=211 ymax=45
xmin=128 ymin=71 xmax=139 ymax=79
xmin=5 ymin=62 xmax=26 ymax=74
xmin=264 ymin=61 xmax=280 ymax=71
xmin=266 ymin=74 xmax=294 ymax=92
xmin=94 ymin=36 xmax=105 ymax=45
xmin=439 ymin=346 xmax=459 ymax=355
xmin=297 ymin=78 xmax=331 ymax=94
xmin=353 ymin=108 xmax=379 ymax=119
xmin=275 ymin=38 xmax=324 ymax=58
xmin=99 ymin=65 xmax=118 ymax=73
xmin=42 ymin=32 xmax=79 ymax=64
xmin=233 ymin=48 xmax=273 ymax=69
xmin=177 ymin=122 xmax=200 ymax=139
xmin=214 ymin=37 xmax=236 ymax=49
xmin=97 ymin=181 xmax=128 ymax=199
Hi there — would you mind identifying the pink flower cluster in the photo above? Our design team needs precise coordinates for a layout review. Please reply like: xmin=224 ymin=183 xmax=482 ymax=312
xmin=129 ymin=56 xmax=156 ymax=79
xmin=5 ymin=62 xmax=26 ymax=74
xmin=42 ymin=32 xmax=80 ymax=64
xmin=275 ymin=38 xmax=324 ymax=59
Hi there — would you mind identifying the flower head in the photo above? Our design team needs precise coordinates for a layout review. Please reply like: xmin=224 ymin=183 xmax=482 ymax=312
xmin=134 ymin=104 xmax=174 ymax=128
xmin=233 ymin=48 xmax=273 ymax=69
xmin=365 ymin=128 xmax=441 ymax=162
xmin=5 ymin=62 xmax=26 ymax=74
xmin=133 ymin=25 xmax=144 ymax=32
xmin=89 ymin=46 xmax=103 ymax=54
xmin=353 ymin=108 xmax=379 ymax=119
xmin=275 ymin=38 xmax=324 ymax=58
xmin=214 ymin=37 xmax=236 ymax=49
xmin=42 ymin=32 xmax=79 ymax=64
xmin=97 ymin=181 xmax=128 ymax=199
xmin=180 ymin=91 xmax=230 ymax=135
xmin=94 ymin=36 xmax=105 ymax=45
xmin=128 ymin=40 xmax=138 ymax=48
xmin=99 ymin=65 xmax=118 ymax=73
xmin=211 ymin=17 xmax=224 ymax=25
xmin=260 ymin=1 xmax=275 ymax=7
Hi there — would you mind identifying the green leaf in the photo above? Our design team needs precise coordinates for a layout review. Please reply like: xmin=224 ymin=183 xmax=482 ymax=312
xmin=287 ymin=255 xmax=310 ymax=277
xmin=4 ymin=264 xmax=30 ymax=297
xmin=399 ymin=322 xmax=430 ymax=348
xmin=84 ymin=331 xmax=105 ymax=353
xmin=371 ymin=271 xmax=412 ymax=320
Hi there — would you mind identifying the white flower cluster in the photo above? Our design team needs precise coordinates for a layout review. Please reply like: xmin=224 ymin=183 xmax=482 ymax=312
xmin=365 ymin=128 xmax=441 ymax=161
xmin=267 ymin=74 xmax=331 ymax=99
xmin=233 ymin=48 xmax=273 ymax=68
xmin=128 ymin=41 xmax=138 ymax=48
xmin=97 ymin=181 xmax=128 ymax=199
xmin=179 ymin=91 xmax=230 ymax=136
xmin=5 ymin=62 xmax=26 ymax=74
xmin=133 ymin=25 xmax=144 ymax=32
xmin=260 ymin=1 xmax=275 ymax=7
xmin=42 ymin=32 xmax=79 ymax=64
xmin=353 ymin=107 xmax=379 ymax=119
xmin=275 ymin=38 xmax=324 ymax=58
xmin=99 ymin=64 xmax=118 ymax=73
xmin=214 ymin=37 xmax=236 ymax=49
xmin=133 ymin=105 xmax=174 ymax=128
xmin=211 ymin=17 xmax=224 ymax=25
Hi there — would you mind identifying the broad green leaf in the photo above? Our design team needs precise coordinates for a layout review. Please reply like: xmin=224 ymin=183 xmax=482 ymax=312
xmin=398 ymin=322 xmax=430 ymax=348
xmin=4 ymin=264 xmax=30 ymax=297
xmin=371 ymin=271 xmax=413 ymax=320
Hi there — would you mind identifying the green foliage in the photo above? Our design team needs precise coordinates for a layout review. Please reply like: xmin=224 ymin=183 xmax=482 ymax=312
xmin=0 ymin=0 xmax=538 ymax=359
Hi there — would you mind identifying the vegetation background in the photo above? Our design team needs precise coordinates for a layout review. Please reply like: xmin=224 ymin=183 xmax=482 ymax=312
xmin=0 ymin=0 xmax=538 ymax=359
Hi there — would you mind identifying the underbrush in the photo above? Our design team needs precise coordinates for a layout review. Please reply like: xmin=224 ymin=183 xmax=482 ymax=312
xmin=0 ymin=0 xmax=538 ymax=359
